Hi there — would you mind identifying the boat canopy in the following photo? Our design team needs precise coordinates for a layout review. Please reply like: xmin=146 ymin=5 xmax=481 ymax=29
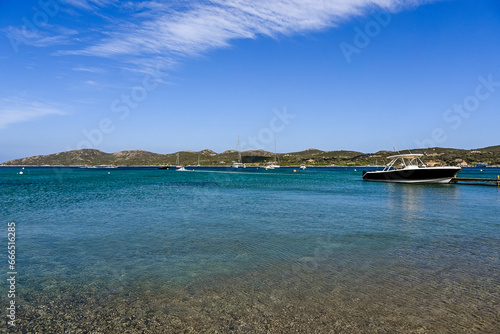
xmin=383 ymin=153 xmax=427 ymax=171
xmin=386 ymin=153 xmax=424 ymax=159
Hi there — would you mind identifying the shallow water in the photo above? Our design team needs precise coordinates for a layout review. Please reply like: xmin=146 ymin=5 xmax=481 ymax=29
xmin=1 ymin=167 xmax=499 ymax=332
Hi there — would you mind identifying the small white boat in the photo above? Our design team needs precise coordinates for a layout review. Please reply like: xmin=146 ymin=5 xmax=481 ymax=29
xmin=264 ymin=163 xmax=280 ymax=170
xmin=232 ymin=137 xmax=246 ymax=168
xmin=362 ymin=154 xmax=461 ymax=184
xmin=175 ymin=153 xmax=187 ymax=171
xmin=264 ymin=141 xmax=281 ymax=170
xmin=299 ymin=164 xmax=306 ymax=170
xmin=232 ymin=162 xmax=246 ymax=168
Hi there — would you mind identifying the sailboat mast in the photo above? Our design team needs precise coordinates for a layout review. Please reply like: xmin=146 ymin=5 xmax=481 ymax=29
xmin=274 ymin=141 xmax=279 ymax=164
xmin=237 ymin=136 xmax=242 ymax=163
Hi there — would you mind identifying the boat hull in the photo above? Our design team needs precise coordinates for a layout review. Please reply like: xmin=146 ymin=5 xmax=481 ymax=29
xmin=362 ymin=167 xmax=461 ymax=184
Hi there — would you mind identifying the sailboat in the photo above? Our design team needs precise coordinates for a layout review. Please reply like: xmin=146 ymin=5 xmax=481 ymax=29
xmin=264 ymin=141 xmax=281 ymax=170
xmin=176 ymin=152 xmax=187 ymax=171
xmin=232 ymin=136 xmax=246 ymax=168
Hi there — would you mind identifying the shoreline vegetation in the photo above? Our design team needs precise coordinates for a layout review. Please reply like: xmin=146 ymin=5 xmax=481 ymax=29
xmin=1 ymin=145 xmax=500 ymax=167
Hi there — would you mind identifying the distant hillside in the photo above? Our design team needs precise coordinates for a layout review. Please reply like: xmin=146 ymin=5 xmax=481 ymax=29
xmin=2 ymin=146 xmax=500 ymax=166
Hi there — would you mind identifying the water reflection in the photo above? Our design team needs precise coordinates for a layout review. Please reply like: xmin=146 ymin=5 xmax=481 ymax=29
xmin=386 ymin=183 xmax=425 ymax=220
xmin=387 ymin=183 xmax=460 ymax=211
xmin=385 ymin=183 xmax=461 ymax=236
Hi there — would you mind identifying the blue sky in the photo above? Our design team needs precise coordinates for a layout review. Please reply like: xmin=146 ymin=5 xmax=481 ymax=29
xmin=1 ymin=0 xmax=499 ymax=162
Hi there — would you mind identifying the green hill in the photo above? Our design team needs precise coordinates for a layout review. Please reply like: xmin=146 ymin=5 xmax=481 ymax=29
xmin=1 ymin=145 xmax=499 ymax=167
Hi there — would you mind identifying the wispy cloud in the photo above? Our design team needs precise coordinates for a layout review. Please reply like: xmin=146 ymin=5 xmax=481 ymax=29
xmin=72 ymin=66 xmax=105 ymax=73
xmin=5 ymin=25 xmax=77 ymax=49
xmin=59 ymin=0 xmax=117 ymax=11
xmin=0 ymin=97 xmax=68 ymax=129
xmin=59 ymin=0 xmax=438 ymax=71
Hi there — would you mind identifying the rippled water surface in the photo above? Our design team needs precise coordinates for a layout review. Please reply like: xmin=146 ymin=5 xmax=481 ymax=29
xmin=1 ymin=167 xmax=499 ymax=332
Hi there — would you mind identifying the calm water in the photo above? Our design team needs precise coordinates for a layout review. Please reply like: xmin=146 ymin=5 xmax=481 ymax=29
xmin=1 ymin=167 xmax=499 ymax=332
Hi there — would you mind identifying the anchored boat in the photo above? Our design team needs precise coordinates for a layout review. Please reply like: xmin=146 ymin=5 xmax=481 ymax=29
xmin=232 ymin=136 xmax=246 ymax=168
xmin=362 ymin=154 xmax=461 ymax=184
xmin=264 ymin=141 xmax=281 ymax=170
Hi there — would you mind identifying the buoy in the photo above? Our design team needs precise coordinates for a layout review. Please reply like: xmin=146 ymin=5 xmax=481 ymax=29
xmin=293 ymin=169 xmax=297 ymax=173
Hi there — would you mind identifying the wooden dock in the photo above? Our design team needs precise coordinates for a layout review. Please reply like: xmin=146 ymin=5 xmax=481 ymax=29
xmin=451 ymin=176 xmax=500 ymax=186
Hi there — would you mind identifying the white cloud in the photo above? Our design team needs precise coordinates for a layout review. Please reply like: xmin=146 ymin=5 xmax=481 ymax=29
xmin=0 ymin=98 xmax=68 ymax=129
xmin=60 ymin=0 xmax=438 ymax=71
xmin=72 ymin=66 xmax=105 ymax=73
xmin=5 ymin=25 xmax=77 ymax=49
xmin=59 ymin=0 xmax=117 ymax=11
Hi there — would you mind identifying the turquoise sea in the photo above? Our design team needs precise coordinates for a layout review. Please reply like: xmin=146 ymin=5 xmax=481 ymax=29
xmin=1 ymin=166 xmax=499 ymax=332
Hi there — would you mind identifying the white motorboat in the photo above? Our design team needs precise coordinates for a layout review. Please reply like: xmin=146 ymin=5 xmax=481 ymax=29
xmin=362 ymin=154 xmax=461 ymax=184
